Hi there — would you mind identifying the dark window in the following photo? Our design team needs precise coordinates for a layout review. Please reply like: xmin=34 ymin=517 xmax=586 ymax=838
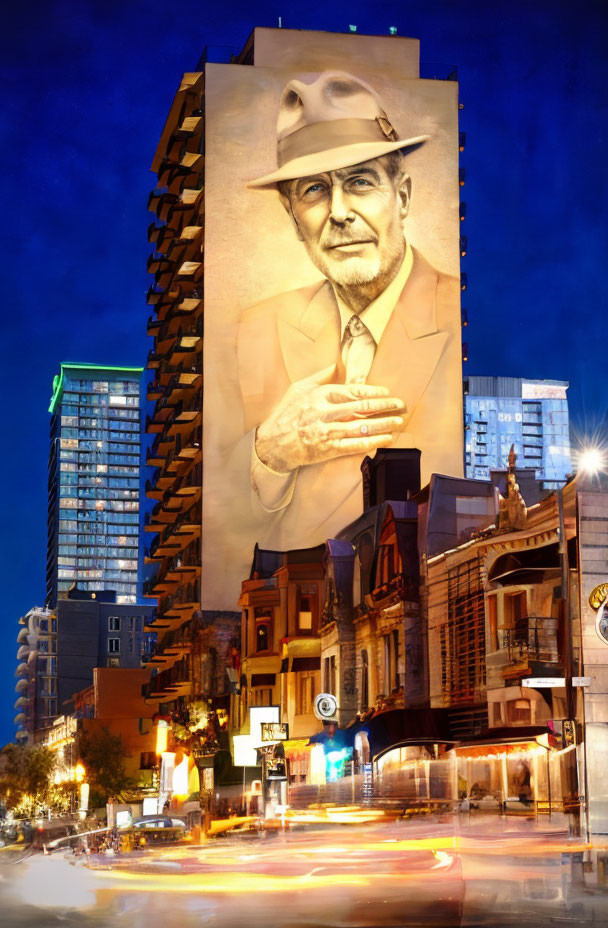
xmin=256 ymin=623 xmax=269 ymax=652
xmin=140 ymin=751 xmax=157 ymax=770
xmin=361 ymin=650 xmax=369 ymax=710
xmin=108 ymin=637 xmax=120 ymax=653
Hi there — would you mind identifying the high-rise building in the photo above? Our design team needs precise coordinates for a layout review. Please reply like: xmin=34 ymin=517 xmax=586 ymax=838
xmin=14 ymin=606 xmax=57 ymax=742
xmin=55 ymin=588 xmax=153 ymax=715
xmin=464 ymin=376 xmax=571 ymax=488
xmin=46 ymin=363 xmax=144 ymax=606
xmin=14 ymin=591 xmax=154 ymax=743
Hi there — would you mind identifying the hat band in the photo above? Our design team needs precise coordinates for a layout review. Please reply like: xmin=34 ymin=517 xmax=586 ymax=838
xmin=277 ymin=118 xmax=397 ymax=168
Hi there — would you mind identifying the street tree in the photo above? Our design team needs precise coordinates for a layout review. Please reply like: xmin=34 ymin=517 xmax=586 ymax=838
xmin=77 ymin=727 xmax=134 ymax=804
xmin=0 ymin=743 xmax=56 ymax=810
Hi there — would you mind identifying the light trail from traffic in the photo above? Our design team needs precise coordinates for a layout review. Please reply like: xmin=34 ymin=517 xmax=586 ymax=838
xmin=1 ymin=819 xmax=606 ymax=927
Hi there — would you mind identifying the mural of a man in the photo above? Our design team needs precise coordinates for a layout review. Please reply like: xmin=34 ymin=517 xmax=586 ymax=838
xmin=233 ymin=71 xmax=462 ymax=551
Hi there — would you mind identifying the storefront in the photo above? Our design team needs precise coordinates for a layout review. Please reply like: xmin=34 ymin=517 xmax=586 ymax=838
xmin=450 ymin=727 xmax=567 ymax=816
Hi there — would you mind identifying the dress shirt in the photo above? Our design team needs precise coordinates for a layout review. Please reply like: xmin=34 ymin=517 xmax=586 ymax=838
xmin=334 ymin=242 xmax=413 ymax=383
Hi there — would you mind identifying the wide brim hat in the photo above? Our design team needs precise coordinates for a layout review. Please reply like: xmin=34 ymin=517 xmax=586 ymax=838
xmin=248 ymin=70 xmax=428 ymax=188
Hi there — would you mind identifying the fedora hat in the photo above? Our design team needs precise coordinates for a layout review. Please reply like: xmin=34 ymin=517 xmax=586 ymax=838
xmin=248 ymin=70 xmax=428 ymax=188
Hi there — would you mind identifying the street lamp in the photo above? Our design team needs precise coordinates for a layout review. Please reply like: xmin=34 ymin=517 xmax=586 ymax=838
xmin=73 ymin=763 xmax=88 ymax=820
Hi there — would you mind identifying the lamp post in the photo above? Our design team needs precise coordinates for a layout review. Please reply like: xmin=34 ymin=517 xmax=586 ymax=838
xmin=74 ymin=763 xmax=88 ymax=821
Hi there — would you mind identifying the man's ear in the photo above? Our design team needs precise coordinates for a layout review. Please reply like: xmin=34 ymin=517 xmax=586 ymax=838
xmin=398 ymin=173 xmax=412 ymax=221
xmin=278 ymin=191 xmax=303 ymax=241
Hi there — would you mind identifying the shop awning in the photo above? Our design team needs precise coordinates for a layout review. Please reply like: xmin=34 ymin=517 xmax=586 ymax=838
xmin=356 ymin=708 xmax=453 ymax=760
xmin=453 ymin=725 xmax=553 ymax=758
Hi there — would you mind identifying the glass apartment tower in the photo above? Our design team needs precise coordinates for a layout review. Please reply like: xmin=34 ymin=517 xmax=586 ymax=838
xmin=46 ymin=363 xmax=144 ymax=606
xmin=464 ymin=376 xmax=571 ymax=489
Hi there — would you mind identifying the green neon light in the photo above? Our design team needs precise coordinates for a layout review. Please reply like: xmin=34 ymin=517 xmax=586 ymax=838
xmin=48 ymin=362 xmax=144 ymax=414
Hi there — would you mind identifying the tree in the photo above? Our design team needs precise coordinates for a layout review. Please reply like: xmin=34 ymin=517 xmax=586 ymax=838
xmin=0 ymin=743 xmax=56 ymax=810
xmin=76 ymin=727 xmax=133 ymax=804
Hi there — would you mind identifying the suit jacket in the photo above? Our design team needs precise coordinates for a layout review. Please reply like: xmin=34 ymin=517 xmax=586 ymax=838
xmin=233 ymin=247 xmax=463 ymax=552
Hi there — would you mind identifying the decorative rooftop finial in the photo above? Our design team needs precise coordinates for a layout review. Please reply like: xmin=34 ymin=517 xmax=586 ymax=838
xmin=496 ymin=443 xmax=527 ymax=532
xmin=508 ymin=443 xmax=517 ymax=472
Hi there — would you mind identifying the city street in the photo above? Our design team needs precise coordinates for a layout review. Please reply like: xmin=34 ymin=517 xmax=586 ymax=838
xmin=1 ymin=818 xmax=606 ymax=927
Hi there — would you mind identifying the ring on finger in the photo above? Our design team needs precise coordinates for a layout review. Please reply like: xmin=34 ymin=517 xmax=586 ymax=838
xmin=360 ymin=424 xmax=369 ymax=436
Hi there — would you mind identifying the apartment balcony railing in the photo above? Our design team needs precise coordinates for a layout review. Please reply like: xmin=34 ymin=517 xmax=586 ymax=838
xmin=149 ymin=405 xmax=200 ymax=459
xmin=367 ymin=573 xmax=420 ymax=606
xmin=143 ymin=656 xmax=191 ymax=699
xmin=502 ymin=616 xmax=560 ymax=666
xmin=149 ymin=543 xmax=202 ymax=590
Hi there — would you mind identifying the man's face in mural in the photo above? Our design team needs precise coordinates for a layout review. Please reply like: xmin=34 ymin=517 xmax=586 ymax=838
xmin=280 ymin=154 xmax=411 ymax=306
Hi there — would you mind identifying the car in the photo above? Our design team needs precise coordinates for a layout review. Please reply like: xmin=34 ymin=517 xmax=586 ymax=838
xmin=119 ymin=814 xmax=190 ymax=846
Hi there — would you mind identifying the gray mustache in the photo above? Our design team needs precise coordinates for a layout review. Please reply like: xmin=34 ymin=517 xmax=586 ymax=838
xmin=322 ymin=234 xmax=377 ymax=249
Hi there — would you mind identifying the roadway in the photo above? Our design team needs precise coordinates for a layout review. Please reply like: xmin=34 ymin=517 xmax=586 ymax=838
xmin=1 ymin=816 xmax=606 ymax=927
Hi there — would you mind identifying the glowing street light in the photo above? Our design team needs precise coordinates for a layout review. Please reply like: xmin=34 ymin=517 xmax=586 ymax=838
xmin=74 ymin=762 xmax=86 ymax=783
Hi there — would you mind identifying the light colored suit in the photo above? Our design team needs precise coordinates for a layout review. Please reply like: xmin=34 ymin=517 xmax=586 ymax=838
xmin=234 ymin=247 xmax=463 ymax=551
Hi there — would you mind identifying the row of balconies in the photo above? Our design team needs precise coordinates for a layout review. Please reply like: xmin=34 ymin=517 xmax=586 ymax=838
xmin=147 ymin=328 xmax=201 ymax=371
xmin=146 ymin=392 xmax=202 ymax=436
xmin=142 ymin=655 xmax=192 ymax=701
xmin=148 ymin=215 xmax=202 ymax=257
xmin=147 ymin=228 xmax=203 ymax=294
xmin=154 ymin=316 xmax=203 ymax=358
xmin=147 ymin=424 xmax=201 ymax=479
xmin=147 ymin=185 xmax=203 ymax=233
xmin=146 ymin=368 xmax=201 ymax=411
xmin=150 ymin=354 xmax=202 ymax=393
xmin=143 ymin=619 xmax=195 ymax=670
xmin=147 ymin=463 xmax=201 ymax=522
xmin=142 ymin=77 xmax=205 ymax=708
xmin=145 ymin=507 xmax=201 ymax=565
xmin=147 ymin=404 xmax=200 ymax=466
xmin=145 ymin=540 xmax=202 ymax=594
xmin=150 ymin=224 xmax=203 ymax=272
xmin=159 ymin=580 xmax=199 ymax=615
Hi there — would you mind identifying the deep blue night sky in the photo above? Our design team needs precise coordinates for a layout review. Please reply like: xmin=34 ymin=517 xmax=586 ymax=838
xmin=2 ymin=0 xmax=607 ymax=747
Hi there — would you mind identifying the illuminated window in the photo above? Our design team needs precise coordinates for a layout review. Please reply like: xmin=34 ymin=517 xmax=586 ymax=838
xmin=296 ymin=672 xmax=316 ymax=715
xmin=254 ymin=608 xmax=272 ymax=652
xmin=297 ymin=584 xmax=317 ymax=633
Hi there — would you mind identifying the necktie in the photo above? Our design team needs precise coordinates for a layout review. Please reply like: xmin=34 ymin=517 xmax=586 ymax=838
xmin=341 ymin=314 xmax=376 ymax=384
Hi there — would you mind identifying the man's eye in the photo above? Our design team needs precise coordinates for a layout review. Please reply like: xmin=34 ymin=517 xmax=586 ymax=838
xmin=350 ymin=177 xmax=372 ymax=187
xmin=303 ymin=183 xmax=324 ymax=196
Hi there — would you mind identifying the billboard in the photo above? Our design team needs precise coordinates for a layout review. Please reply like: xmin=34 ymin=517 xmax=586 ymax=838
xmin=203 ymin=30 xmax=463 ymax=609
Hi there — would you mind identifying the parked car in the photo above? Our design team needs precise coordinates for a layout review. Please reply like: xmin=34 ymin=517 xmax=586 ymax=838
xmin=119 ymin=814 xmax=190 ymax=846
